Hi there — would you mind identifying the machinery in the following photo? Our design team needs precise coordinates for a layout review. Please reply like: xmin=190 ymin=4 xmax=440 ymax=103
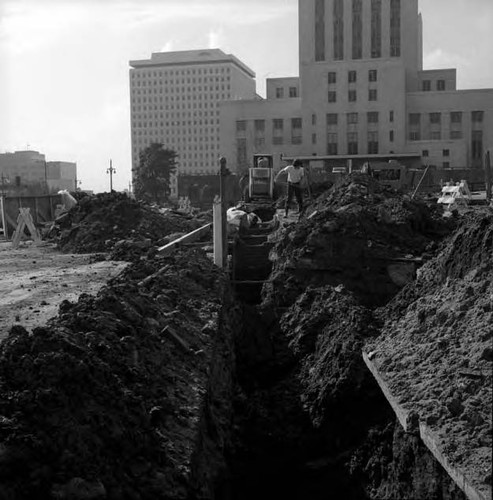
xmin=245 ymin=154 xmax=275 ymax=201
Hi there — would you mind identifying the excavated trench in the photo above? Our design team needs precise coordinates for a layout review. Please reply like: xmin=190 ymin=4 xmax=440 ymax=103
xmin=226 ymin=210 xmax=467 ymax=500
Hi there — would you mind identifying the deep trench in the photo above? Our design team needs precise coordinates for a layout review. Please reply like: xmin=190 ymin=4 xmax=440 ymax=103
xmin=221 ymin=211 xmax=467 ymax=500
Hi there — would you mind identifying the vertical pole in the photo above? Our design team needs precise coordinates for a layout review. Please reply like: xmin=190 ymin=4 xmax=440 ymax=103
xmin=213 ymin=200 xmax=223 ymax=267
xmin=109 ymin=159 xmax=113 ymax=192
xmin=219 ymin=157 xmax=228 ymax=268
xmin=485 ymin=150 xmax=492 ymax=202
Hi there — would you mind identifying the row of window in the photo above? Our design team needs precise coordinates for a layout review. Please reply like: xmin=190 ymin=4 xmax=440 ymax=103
xmin=132 ymin=76 xmax=230 ymax=87
xmin=133 ymin=120 xmax=220 ymax=128
xmin=409 ymin=111 xmax=484 ymax=125
xmin=328 ymin=89 xmax=378 ymax=102
xmin=315 ymin=0 xmax=400 ymax=61
xmin=327 ymin=112 xmax=381 ymax=125
xmin=328 ymin=69 xmax=378 ymax=84
xmin=132 ymin=94 xmax=229 ymax=103
xmin=132 ymin=84 xmax=231 ymax=94
xmin=422 ymin=80 xmax=446 ymax=91
xmin=275 ymin=86 xmax=299 ymax=98
xmin=131 ymin=67 xmax=231 ymax=78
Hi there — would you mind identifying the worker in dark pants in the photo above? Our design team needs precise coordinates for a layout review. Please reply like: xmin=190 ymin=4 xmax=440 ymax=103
xmin=275 ymin=159 xmax=306 ymax=217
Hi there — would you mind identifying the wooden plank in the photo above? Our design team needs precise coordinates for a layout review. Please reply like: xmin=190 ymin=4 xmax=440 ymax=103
xmin=363 ymin=351 xmax=490 ymax=500
xmin=157 ymin=223 xmax=212 ymax=254
xmin=362 ymin=352 xmax=415 ymax=432
xmin=419 ymin=423 xmax=490 ymax=500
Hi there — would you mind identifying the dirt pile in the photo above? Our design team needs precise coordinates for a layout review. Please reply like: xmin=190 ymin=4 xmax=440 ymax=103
xmin=366 ymin=212 xmax=493 ymax=499
xmin=52 ymin=193 xmax=205 ymax=259
xmin=263 ymin=173 xmax=454 ymax=308
xmin=0 ymin=248 xmax=236 ymax=500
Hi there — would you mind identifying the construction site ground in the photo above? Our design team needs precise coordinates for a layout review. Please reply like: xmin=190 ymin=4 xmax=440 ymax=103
xmin=0 ymin=240 xmax=126 ymax=339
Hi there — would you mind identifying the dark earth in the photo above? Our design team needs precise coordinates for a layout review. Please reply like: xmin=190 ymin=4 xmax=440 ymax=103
xmin=0 ymin=180 xmax=490 ymax=499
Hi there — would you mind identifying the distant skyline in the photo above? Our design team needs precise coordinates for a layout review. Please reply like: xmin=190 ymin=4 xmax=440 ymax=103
xmin=1 ymin=0 xmax=492 ymax=193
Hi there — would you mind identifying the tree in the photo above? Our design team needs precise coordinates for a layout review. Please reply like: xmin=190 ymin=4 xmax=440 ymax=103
xmin=134 ymin=142 xmax=177 ymax=203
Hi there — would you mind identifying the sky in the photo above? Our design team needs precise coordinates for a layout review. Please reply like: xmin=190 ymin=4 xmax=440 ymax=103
xmin=1 ymin=0 xmax=492 ymax=193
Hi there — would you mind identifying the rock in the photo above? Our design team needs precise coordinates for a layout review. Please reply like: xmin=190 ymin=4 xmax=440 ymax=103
xmin=446 ymin=398 xmax=464 ymax=417
xmin=480 ymin=347 xmax=493 ymax=362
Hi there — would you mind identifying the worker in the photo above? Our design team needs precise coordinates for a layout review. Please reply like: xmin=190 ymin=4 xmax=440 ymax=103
xmin=257 ymin=156 xmax=269 ymax=168
xmin=274 ymin=158 xmax=306 ymax=217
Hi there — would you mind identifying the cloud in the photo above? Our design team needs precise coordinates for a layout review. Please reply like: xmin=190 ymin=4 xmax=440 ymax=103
xmin=423 ymin=48 xmax=470 ymax=71
xmin=160 ymin=40 xmax=174 ymax=52
xmin=208 ymin=28 xmax=224 ymax=49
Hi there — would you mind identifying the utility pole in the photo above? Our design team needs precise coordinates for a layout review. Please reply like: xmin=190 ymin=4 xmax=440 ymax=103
xmin=485 ymin=150 xmax=492 ymax=203
xmin=106 ymin=159 xmax=116 ymax=192
xmin=214 ymin=157 xmax=229 ymax=268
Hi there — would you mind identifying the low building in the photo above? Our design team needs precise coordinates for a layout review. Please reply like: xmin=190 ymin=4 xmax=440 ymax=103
xmin=0 ymin=150 xmax=77 ymax=196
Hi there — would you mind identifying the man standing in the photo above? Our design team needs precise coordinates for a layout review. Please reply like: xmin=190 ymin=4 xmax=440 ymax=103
xmin=274 ymin=159 xmax=306 ymax=217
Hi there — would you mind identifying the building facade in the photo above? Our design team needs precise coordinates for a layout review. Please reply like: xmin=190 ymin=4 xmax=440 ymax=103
xmin=220 ymin=0 xmax=492 ymax=174
xmin=0 ymin=151 xmax=76 ymax=196
xmin=129 ymin=49 xmax=257 ymax=198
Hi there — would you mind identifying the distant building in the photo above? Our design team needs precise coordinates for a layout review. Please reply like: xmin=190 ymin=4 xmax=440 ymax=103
xmin=0 ymin=150 xmax=76 ymax=196
xmin=46 ymin=161 xmax=77 ymax=192
xmin=129 ymin=49 xmax=257 ymax=198
xmin=219 ymin=0 xmax=493 ymax=174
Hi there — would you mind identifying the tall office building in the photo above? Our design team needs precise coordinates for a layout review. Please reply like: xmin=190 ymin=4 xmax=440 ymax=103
xmin=129 ymin=49 xmax=256 ymax=198
xmin=220 ymin=0 xmax=492 ymax=174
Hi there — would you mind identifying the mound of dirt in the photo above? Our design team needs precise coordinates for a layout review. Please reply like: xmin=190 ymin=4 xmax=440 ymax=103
xmin=366 ymin=213 xmax=493 ymax=500
xmin=263 ymin=174 xmax=454 ymax=308
xmin=53 ymin=193 xmax=204 ymax=258
xmin=0 ymin=248 xmax=235 ymax=500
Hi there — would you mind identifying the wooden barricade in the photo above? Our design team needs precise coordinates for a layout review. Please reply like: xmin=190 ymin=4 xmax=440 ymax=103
xmin=11 ymin=208 xmax=42 ymax=248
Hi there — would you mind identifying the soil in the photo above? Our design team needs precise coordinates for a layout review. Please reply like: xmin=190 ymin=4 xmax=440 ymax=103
xmin=0 ymin=241 xmax=126 ymax=339
xmin=366 ymin=212 xmax=493 ymax=499
xmin=0 ymin=247 xmax=234 ymax=500
xmin=51 ymin=192 xmax=206 ymax=260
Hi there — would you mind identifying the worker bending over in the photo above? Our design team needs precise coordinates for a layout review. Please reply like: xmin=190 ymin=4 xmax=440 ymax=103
xmin=275 ymin=159 xmax=306 ymax=217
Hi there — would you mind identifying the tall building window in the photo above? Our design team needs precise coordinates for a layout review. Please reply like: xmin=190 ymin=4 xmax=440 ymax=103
xmin=334 ymin=0 xmax=344 ymax=61
xmin=254 ymin=119 xmax=265 ymax=132
xmin=472 ymin=130 xmax=483 ymax=161
xmin=390 ymin=0 xmax=401 ymax=57
xmin=368 ymin=89 xmax=377 ymax=101
xmin=289 ymin=87 xmax=298 ymax=98
xmin=291 ymin=118 xmax=303 ymax=144
xmin=390 ymin=110 xmax=394 ymax=122
xmin=315 ymin=0 xmax=325 ymax=61
xmin=369 ymin=69 xmax=377 ymax=82
xmin=389 ymin=130 xmax=394 ymax=142
xmin=437 ymin=80 xmax=446 ymax=91
xmin=450 ymin=111 xmax=462 ymax=123
xmin=328 ymin=91 xmax=337 ymax=103
xmin=429 ymin=113 xmax=441 ymax=124
xmin=422 ymin=80 xmax=431 ymax=91
xmin=326 ymin=113 xmax=338 ymax=125
xmin=237 ymin=138 xmax=247 ymax=166
xmin=409 ymin=113 xmax=421 ymax=125
xmin=472 ymin=111 xmax=484 ymax=123
xmin=367 ymin=111 xmax=379 ymax=123
xmin=327 ymin=133 xmax=338 ymax=155
xmin=276 ymin=87 xmax=284 ymax=98
xmin=348 ymin=90 xmax=357 ymax=102
xmin=371 ymin=0 xmax=382 ymax=58
xmin=236 ymin=120 xmax=246 ymax=133
xmin=347 ymin=132 xmax=358 ymax=154
xmin=347 ymin=112 xmax=358 ymax=124
xmin=348 ymin=70 xmax=357 ymax=83
xmin=352 ymin=0 xmax=363 ymax=59
xmin=312 ymin=114 xmax=317 ymax=125
xmin=273 ymin=119 xmax=284 ymax=145
xmin=368 ymin=131 xmax=379 ymax=154
xmin=328 ymin=72 xmax=337 ymax=84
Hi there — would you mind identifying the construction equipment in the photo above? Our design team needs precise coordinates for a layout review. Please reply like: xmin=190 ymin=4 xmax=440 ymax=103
xmin=246 ymin=154 xmax=275 ymax=201
xmin=436 ymin=179 xmax=488 ymax=211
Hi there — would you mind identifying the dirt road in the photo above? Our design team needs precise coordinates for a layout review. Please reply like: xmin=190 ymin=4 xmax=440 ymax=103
xmin=0 ymin=240 xmax=127 ymax=339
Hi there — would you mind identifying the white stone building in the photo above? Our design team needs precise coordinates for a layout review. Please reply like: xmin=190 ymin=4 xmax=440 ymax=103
xmin=129 ymin=49 xmax=257 ymax=198
xmin=220 ymin=0 xmax=493 ymax=174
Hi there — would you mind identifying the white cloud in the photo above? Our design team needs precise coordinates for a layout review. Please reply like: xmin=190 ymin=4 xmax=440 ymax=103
xmin=160 ymin=40 xmax=174 ymax=52
xmin=208 ymin=28 xmax=224 ymax=49
xmin=423 ymin=48 xmax=470 ymax=70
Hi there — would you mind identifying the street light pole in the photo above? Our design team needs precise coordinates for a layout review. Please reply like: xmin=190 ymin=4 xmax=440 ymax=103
xmin=106 ymin=159 xmax=116 ymax=192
